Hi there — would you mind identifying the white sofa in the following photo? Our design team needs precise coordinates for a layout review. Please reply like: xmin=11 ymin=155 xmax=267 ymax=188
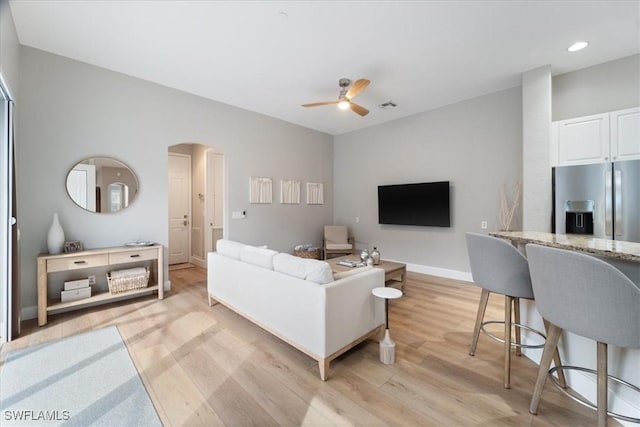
xmin=207 ymin=239 xmax=385 ymax=380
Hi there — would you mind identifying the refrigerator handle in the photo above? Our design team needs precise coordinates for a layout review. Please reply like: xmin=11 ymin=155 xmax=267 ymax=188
xmin=605 ymin=170 xmax=613 ymax=237
xmin=614 ymin=170 xmax=622 ymax=237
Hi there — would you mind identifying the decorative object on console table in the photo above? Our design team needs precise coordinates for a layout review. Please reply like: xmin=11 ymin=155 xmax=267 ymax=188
xmin=107 ymin=267 xmax=150 ymax=294
xmin=47 ymin=212 xmax=65 ymax=254
xmin=64 ymin=240 xmax=83 ymax=253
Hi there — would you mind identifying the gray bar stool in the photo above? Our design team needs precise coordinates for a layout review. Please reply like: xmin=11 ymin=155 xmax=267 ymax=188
xmin=527 ymin=244 xmax=640 ymax=426
xmin=466 ymin=233 xmax=565 ymax=389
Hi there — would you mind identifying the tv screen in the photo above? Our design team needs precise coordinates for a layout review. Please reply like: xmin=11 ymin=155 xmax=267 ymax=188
xmin=378 ymin=181 xmax=450 ymax=227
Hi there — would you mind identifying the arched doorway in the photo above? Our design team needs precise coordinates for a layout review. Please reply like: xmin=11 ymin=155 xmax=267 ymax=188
xmin=168 ymin=143 xmax=224 ymax=268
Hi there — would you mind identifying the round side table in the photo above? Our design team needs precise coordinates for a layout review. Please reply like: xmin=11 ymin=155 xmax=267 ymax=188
xmin=372 ymin=287 xmax=403 ymax=364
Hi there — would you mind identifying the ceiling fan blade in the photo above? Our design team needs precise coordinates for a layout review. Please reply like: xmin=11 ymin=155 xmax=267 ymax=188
xmin=349 ymin=102 xmax=369 ymax=117
xmin=345 ymin=78 xmax=370 ymax=100
xmin=301 ymin=100 xmax=339 ymax=107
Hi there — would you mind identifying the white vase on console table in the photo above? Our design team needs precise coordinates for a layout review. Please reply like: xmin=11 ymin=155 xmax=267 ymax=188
xmin=47 ymin=212 xmax=65 ymax=254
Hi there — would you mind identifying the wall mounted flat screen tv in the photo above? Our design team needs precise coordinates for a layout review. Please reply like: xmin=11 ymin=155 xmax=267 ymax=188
xmin=378 ymin=181 xmax=450 ymax=227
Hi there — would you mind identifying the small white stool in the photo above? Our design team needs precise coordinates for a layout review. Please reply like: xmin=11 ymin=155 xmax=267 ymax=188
xmin=372 ymin=287 xmax=403 ymax=364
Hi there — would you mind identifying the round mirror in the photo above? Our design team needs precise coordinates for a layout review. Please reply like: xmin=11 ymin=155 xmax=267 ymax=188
xmin=66 ymin=157 xmax=139 ymax=213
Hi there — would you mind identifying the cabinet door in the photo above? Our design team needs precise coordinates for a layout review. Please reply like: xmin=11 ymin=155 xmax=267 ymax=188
xmin=611 ymin=107 xmax=640 ymax=162
xmin=557 ymin=113 xmax=609 ymax=166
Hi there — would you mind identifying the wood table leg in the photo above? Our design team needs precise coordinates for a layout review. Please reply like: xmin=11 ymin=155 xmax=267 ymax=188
xmin=37 ymin=257 xmax=47 ymax=326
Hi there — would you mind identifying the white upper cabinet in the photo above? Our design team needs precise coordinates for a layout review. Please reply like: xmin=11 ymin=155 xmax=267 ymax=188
xmin=610 ymin=107 xmax=640 ymax=162
xmin=553 ymin=107 xmax=640 ymax=166
xmin=556 ymin=113 xmax=609 ymax=166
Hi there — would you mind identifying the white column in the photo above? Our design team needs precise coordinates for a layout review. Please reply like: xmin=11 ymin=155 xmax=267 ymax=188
xmin=522 ymin=66 xmax=552 ymax=232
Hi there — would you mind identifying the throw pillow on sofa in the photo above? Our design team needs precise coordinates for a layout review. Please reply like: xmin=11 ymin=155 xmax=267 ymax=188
xmin=216 ymin=239 xmax=246 ymax=260
xmin=273 ymin=253 xmax=333 ymax=285
xmin=240 ymin=246 xmax=278 ymax=269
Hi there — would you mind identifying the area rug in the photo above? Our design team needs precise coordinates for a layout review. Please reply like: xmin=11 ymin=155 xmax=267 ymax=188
xmin=0 ymin=326 xmax=161 ymax=426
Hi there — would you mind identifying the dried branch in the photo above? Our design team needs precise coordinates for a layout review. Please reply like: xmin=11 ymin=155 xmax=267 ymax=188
xmin=499 ymin=181 xmax=521 ymax=231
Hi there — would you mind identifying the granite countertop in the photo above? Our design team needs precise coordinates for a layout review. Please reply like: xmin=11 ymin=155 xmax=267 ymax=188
xmin=490 ymin=231 xmax=640 ymax=263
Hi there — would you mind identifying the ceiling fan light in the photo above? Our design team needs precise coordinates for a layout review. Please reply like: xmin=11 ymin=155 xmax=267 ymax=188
xmin=338 ymin=100 xmax=350 ymax=110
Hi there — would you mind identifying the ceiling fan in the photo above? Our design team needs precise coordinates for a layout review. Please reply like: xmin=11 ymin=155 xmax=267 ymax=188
xmin=302 ymin=78 xmax=371 ymax=116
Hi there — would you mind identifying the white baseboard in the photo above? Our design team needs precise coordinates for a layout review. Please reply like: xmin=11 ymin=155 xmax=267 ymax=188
xmin=189 ymin=256 xmax=206 ymax=269
xmin=397 ymin=260 xmax=473 ymax=282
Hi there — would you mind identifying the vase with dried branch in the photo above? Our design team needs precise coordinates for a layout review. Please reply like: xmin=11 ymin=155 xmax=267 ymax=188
xmin=499 ymin=181 xmax=521 ymax=232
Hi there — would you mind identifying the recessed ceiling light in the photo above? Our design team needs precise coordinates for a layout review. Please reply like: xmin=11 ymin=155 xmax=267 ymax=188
xmin=567 ymin=41 xmax=589 ymax=52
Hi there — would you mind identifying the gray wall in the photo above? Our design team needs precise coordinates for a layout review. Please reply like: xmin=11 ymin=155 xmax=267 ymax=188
xmin=334 ymin=87 xmax=522 ymax=276
xmin=553 ymin=54 xmax=640 ymax=121
xmin=0 ymin=0 xmax=19 ymax=98
xmin=17 ymin=47 xmax=333 ymax=317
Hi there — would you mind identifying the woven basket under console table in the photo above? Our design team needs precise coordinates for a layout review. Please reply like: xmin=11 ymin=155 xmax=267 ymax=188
xmin=107 ymin=267 xmax=150 ymax=294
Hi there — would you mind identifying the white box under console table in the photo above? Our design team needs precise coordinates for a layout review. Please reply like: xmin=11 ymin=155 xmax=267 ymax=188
xmin=37 ymin=244 xmax=164 ymax=326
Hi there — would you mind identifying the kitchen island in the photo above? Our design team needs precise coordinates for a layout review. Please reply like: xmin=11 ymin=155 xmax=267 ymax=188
xmin=489 ymin=231 xmax=640 ymax=262
xmin=489 ymin=231 xmax=639 ymax=424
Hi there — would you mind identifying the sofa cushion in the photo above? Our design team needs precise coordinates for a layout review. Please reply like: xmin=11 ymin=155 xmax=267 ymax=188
xmin=216 ymin=239 xmax=246 ymax=259
xmin=240 ymin=245 xmax=278 ymax=269
xmin=333 ymin=265 xmax=373 ymax=280
xmin=326 ymin=242 xmax=353 ymax=250
xmin=305 ymin=262 xmax=334 ymax=285
xmin=273 ymin=253 xmax=334 ymax=285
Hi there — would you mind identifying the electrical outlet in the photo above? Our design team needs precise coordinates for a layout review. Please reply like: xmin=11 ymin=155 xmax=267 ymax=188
xmin=355 ymin=216 xmax=360 ymax=223
xmin=88 ymin=275 xmax=96 ymax=285
xmin=481 ymin=221 xmax=488 ymax=229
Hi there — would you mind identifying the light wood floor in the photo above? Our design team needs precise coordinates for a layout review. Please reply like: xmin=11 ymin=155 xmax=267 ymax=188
xmin=1 ymin=267 xmax=611 ymax=426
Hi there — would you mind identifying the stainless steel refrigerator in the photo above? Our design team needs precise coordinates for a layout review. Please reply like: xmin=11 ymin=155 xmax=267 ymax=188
xmin=552 ymin=159 xmax=640 ymax=243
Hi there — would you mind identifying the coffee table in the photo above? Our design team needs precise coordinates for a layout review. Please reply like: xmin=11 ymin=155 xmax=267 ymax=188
xmin=327 ymin=254 xmax=406 ymax=291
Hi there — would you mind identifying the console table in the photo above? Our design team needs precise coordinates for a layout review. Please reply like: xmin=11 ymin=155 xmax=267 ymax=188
xmin=37 ymin=244 xmax=164 ymax=326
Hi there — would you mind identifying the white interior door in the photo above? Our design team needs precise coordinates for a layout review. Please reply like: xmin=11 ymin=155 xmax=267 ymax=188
xmin=66 ymin=164 xmax=96 ymax=211
xmin=168 ymin=153 xmax=191 ymax=264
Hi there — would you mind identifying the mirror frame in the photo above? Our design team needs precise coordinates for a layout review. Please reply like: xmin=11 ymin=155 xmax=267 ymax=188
xmin=65 ymin=156 xmax=139 ymax=214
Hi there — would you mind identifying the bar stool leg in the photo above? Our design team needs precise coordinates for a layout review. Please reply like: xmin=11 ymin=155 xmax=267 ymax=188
xmin=469 ymin=289 xmax=490 ymax=356
xmin=504 ymin=295 xmax=512 ymax=389
xmin=597 ymin=342 xmax=608 ymax=427
xmin=530 ymin=322 xmax=563 ymax=414
xmin=514 ymin=297 xmax=522 ymax=357
xmin=543 ymin=319 xmax=567 ymax=388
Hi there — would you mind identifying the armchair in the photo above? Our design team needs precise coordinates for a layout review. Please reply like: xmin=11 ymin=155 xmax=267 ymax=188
xmin=323 ymin=225 xmax=355 ymax=259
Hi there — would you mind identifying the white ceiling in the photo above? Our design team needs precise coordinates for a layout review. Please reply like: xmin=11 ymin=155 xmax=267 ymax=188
xmin=9 ymin=1 xmax=640 ymax=136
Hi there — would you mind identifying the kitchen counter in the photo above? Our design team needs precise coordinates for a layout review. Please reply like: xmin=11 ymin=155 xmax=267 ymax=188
xmin=490 ymin=231 xmax=640 ymax=263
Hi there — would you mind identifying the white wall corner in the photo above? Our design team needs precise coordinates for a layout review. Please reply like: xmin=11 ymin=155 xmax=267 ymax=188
xmin=522 ymin=65 xmax=552 ymax=232
xmin=21 ymin=305 xmax=37 ymax=321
